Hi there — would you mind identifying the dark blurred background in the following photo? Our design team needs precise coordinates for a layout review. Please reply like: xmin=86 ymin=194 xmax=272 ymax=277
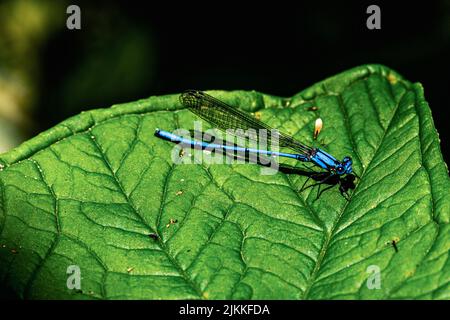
xmin=0 ymin=0 xmax=448 ymax=163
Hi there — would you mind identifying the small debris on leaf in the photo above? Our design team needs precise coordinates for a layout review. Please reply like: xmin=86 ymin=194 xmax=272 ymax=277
xmin=314 ymin=118 xmax=323 ymax=140
xmin=386 ymin=238 xmax=400 ymax=253
xmin=166 ymin=218 xmax=178 ymax=228
xmin=148 ymin=233 xmax=158 ymax=240
xmin=391 ymin=240 xmax=399 ymax=253
xmin=387 ymin=73 xmax=398 ymax=84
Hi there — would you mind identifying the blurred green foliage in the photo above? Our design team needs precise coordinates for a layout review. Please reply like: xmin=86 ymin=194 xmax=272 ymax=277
xmin=0 ymin=0 xmax=65 ymax=152
xmin=0 ymin=0 xmax=157 ymax=153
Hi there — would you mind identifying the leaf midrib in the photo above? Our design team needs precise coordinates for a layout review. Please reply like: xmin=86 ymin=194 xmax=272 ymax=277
xmin=302 ymin=80 xmax=409 ymax=299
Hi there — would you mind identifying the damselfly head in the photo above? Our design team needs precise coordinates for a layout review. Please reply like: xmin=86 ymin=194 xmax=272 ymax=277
xmin=343 ymin=156 xmax=352 ymax=163
xmin=342 ymin=156 xmax=353 ymax=174
xmin=335 ymin=156 xmax=353 ymax=175
xmin=336 ymin=165 xmax=345 ymax=175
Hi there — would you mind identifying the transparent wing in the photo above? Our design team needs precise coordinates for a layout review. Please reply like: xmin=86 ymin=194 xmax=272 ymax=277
xmin=180 ymin=90 xmax=313 ymax=155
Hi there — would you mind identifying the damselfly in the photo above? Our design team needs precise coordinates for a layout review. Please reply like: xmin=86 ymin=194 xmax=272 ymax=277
xmin=155 ymin=90 xmax=358 ymax=198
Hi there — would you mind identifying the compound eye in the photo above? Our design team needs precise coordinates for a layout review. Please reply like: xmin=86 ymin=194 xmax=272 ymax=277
xmin=337 ymin=166 xmax=344 ymax=173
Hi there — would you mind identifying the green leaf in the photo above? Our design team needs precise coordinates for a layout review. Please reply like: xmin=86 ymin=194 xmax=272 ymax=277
xmin=0 ymin=64 xmax=448 ymax=299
